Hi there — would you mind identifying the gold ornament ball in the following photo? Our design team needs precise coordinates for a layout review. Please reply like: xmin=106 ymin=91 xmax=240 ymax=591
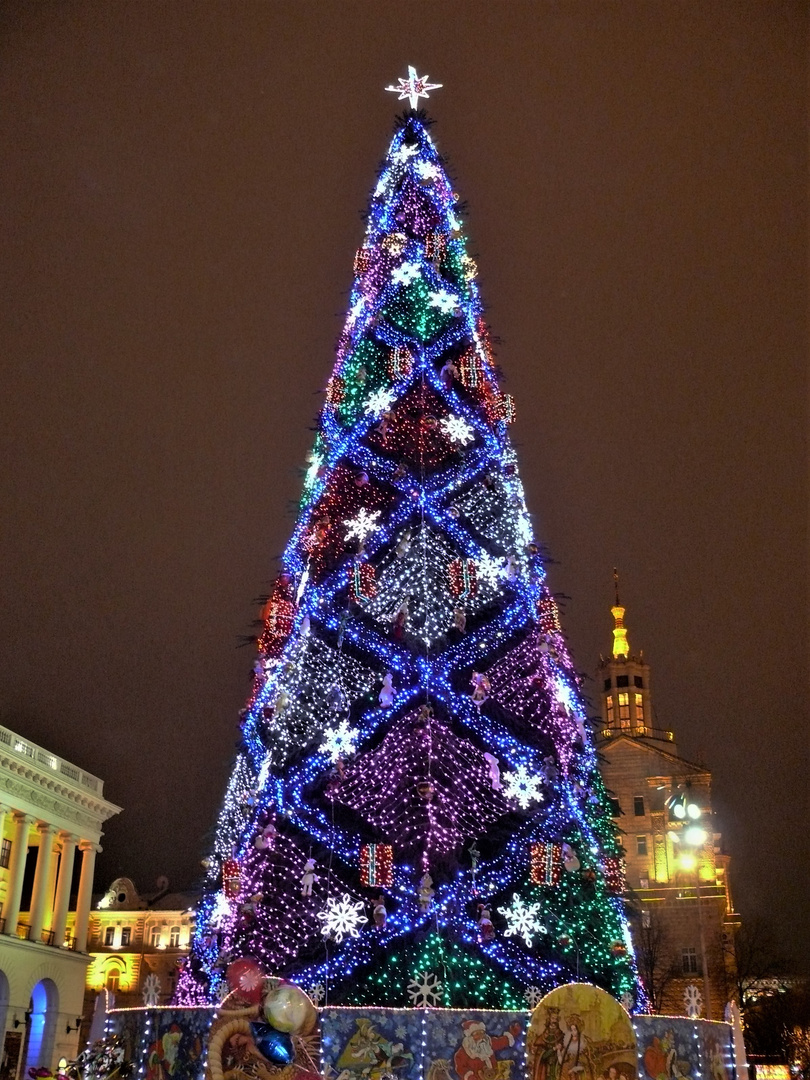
xmin=263 ymin=982 xmax=317 ymax=1035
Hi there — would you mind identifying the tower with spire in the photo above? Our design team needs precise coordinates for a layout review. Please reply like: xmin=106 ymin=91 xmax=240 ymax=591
xmin=596 ymin=577 xmax=740 ymax=1018
xmin=597 ymin=570 xmax=666 ymax=745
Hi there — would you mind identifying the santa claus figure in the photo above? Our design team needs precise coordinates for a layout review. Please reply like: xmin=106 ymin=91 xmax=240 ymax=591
xmin=454 ymin=1019 xmax=522 ymax=1080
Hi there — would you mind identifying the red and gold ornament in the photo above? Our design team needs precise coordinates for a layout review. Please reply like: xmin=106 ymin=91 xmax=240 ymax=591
xmin=449 ymin=558 xmax=478 ymax=600
xmin=360 ymin=843 xmax=393 ymax=888
xmin=531 ymin=842 xmax=563 ymax=886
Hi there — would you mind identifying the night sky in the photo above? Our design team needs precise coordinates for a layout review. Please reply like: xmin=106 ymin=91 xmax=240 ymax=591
xmin=1 ymin=4 xmax=806 ymax=968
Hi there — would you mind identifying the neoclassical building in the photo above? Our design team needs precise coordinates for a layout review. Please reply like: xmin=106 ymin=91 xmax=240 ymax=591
xmin=0 ymin=724 xmax=120 ymax=1079
xmin=596 ymin=587 xmax=740 ymax=1019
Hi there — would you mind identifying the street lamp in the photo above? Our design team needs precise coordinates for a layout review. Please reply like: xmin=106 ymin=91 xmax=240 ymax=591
xmin=668 ymin=790 xmax=712 ymax=1020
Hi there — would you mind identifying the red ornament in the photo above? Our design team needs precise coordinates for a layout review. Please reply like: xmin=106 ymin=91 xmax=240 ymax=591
xmin=531 ymin=842 xmax=562 ymax=886
xmin=360 ymin=843 xmax=393 ymax=887
xmin=459 ymin=348 xmax=486 ymax=390
xmin=350 ymin=561 xmax=377 ymax=602
xmin=326 ymin=377 xmax=345 ymax=407
xmin=226 ymin=957 xmax=265 ymax=1004
xmin=449 ymin=558 xmax=478 ymax=600
xmin=222 ymin=857 xmax=241 ymax=898
xmin=537 ymin=596 xmax=561 ymax=636
xmin=258 ymin=575 xmax=297 ymax=659
xmin=354 ymin=246 xmax=373 ymax=274
xmin=603 ymin=856 xmax=626 ymax=895
xmin=424 ymin=231 xmax=447 ymax=262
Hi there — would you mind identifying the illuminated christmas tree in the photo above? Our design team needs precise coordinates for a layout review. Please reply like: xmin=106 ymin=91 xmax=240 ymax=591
xmin=176 ymin=73 xmax=643 ymax=1011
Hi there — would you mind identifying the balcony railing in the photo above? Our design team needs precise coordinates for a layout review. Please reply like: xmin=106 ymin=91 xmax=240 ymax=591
xmin=601 ymin=724 xmax=674 ymax=742
xmin=0 ymin=725 xmax=103 ymax=794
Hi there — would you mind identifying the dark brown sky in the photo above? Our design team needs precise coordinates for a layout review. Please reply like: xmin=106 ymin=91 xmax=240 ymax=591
xmin=1 ymin=3 xmax=807 ymax=968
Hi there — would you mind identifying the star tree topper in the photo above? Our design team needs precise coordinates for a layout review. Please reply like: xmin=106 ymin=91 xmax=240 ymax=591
xmin=386 ymin=66 xmax=442 ymax=110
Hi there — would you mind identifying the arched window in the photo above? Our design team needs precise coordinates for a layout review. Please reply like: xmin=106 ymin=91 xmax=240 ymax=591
xmin=106 ymin=970 xmax=120 ymax=993
xmin=169 ymin=926 xmax=180 ymax=948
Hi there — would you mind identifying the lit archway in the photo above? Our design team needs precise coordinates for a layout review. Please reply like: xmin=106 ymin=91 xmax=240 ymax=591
xmin=24 ymin=978 xmax=59 ymax=1072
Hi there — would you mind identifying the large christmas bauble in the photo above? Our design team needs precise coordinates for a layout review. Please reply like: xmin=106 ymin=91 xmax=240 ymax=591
xmin=250 ymin=1023 xmax=294 ymax=1065
xmin=263 ymin=982 xmax=317 ymax=1035
xmin=225 ymin=957 xmax=265 ymax=1004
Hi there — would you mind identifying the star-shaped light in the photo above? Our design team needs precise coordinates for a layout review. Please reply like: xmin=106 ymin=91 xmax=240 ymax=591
xmin=428 ymin=289 xmax=460 ymax=314
xmin=391 ymin=261 xmax=422 ymax=286
xmin=344 ymin=507 xmax=381 ymax=543
xmin=440 ymin=413 xmax=475 ymax=446
xmin=385 ymin=66 xmax=442 ymax=111
xmin=365 ymin=387 xmax=396 ymax=416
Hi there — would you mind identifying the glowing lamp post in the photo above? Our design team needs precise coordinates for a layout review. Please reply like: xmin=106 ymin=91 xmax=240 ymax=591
xmin=669 ymin=792 xmax=712 ymax=1019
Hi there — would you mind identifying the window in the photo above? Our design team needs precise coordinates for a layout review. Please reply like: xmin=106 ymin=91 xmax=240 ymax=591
xmin=106 ymin=970 xmax=120 ymax=993
xmin=634 ymin=693 xmax=644 ymax=722
xmin=104 ymin=926 xmax=115 ymax=946
xmin=616 ymin=675 xmax=629 ymax=687
xmin=0 ymin=839 xmax=11 ymax=869
xmin=636 ymin=835 xmax=648 ymax=856
xmin=169 ymin=926 xmax=181 ymax=948
xmin=682 ymin=947 xmax=699 ymax=974
xmin=642 ymin=910 xmax=651 ymax=928
xmin=603 ymin=678 xmax=612 ymax=692
xmin=634 ymin=675 xmax=644 ymax=688
xmin=121 ymin=927 xmax=131 ymax=947
xmin=634 ymin=796 xmax=645 ymax=816
xmin=150 ymin=926 xmax=162 ymax=947
xmin=606 ymin=698 xmax=615 ymax=724
xmin=608 ymin=798 xmax=621 ymax=816
xmin=618 ymin=692 xmax=630 ymax=721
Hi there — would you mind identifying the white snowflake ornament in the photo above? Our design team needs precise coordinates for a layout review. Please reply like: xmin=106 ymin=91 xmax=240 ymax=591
xmin=477 ymin=552 xmax=504 ymax=588
xmin=344 ymin=508 xmax=382 ymax=544
xmin=391 ymin=262 xmax=422 ymax=286
xmin=317 ymin=894 xmax=368 ymax=942
xmin=498 ymin=893 xmax=546 ymax=947
xmin=502 ymin=764 xmax=545 ymax=809
xmin=407 ymin=970 xmax=443 ymax=1007
xmin=142 ymin=972 xmax=162 ymax=1007
xmin=524 ymin=985 xmax=544 ymax=1010
xmin=440 ymin=414 xmax=475 ymax=446
xmin=429 ymin=289 xmax=460 ymax=314
xmin=320 ymin=720 xmax=360 ymax=763
xmin=683 ymin=983 xmax=703 ymax=1018
xmin=366 ymin=388 xmax=397 ymax=416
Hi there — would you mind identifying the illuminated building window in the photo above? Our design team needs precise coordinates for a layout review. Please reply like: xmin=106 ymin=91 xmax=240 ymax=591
xmin=634 ymin=693 xmax=644 ymax=721
xmin=106 ymin=970 xmax=120 ymax=992
xmin=636 ymin=835 xmax=648 ymax=856
xmin=634 ymin=796 xmax=645 ymax=817
xmin=121 ymin=927 xmax=131 ymax=946
xmin=150 ymin=926 xmax=162 ymax=947
xmin=0 ymin=839 xmax=10 ymax=868
xmin=618 ymin=692 xmax=630 ymax=722
xmin=682 ymin=947 xmax=699 ymax=974
xmin=104 ymin=926 xmax=115 ymax=946
xmin=606 ymin=698 xmax=615 ymax=724
xmin=169 ymin=926 xmax=181 ymax=948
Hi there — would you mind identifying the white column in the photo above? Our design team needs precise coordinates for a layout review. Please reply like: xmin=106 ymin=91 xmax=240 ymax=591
xmin=2 ymin=812 xmax=32 ymax=936
xmin=29 ymin=823 xmax=57 ymax=942
xmin=51 ymin=833 xmax=77 ymax=947
xmin=74 ymin=841 xmax=100 ymax=952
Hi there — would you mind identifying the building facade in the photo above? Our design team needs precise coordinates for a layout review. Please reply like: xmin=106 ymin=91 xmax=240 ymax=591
xmin=597 ymin=590 xmax=740 ymax=1019
xmin=83 ymin=877 xmax=196 ymax=1016
xmin=0 ymin=724 xmax=121 ymax=1079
